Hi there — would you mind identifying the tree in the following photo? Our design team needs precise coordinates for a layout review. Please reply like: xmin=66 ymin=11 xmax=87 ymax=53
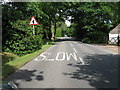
xmin=64 ymin=2 xmax=118 ymax=43
xmin=2 ymin=2 xmax=120 ymax=55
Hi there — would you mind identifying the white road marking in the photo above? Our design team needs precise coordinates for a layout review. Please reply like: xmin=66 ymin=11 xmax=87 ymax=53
xmin=73 ymin=48 xmax=77 ymax=53
xmin=56 ymin=52 xmax=65 ymax=61
xmin=70 ymin=44 xmax=73 ymax=47
xmin=39 ymin=53 xmax=47 ymax=60
xmin=79 ymin=57 xmax=85 ymax=65
xmin=66 ymin=52 xmax=77 ymax=61
xmin=34 ymin=52 xmax=79 ymax=61
xmin=45 ymin=58 xmax=54 ymax=61
xmin=45 ymin=53 xmax=54 ymax=61
xmin=34 ymin=58 xmax=39 ymax=61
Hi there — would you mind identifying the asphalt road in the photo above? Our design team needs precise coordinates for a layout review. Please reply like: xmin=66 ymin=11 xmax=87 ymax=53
xmin=4 ymin=37 xmax=118 ymax=89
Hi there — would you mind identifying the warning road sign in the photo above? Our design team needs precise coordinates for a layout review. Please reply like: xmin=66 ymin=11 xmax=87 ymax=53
xmin=29 ymin=16 xmax=39 ymax=25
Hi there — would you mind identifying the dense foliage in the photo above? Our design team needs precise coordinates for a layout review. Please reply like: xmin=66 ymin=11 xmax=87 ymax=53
xmin=2 ymin=2 xmax=120 ymax=55
xmin=2 ymin=2 xmax=63 ymax=55
xmin=63 ymin=2 xmax=120 ymax=43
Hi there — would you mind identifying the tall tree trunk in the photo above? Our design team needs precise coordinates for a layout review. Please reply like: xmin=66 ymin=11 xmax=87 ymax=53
xmin=51 ymin=23 xmax=55 ymax=40
xmin=54 ymin=22 xmax=57 ymax=35
xmin=51 ymin=21 xmax=57 ymax=40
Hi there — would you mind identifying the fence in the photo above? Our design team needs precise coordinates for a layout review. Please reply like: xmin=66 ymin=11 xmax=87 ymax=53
xmin=109 ymin=36 xmax=120 ymax=46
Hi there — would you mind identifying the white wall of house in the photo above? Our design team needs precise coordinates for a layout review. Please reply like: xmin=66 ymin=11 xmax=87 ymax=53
xmin=109 ymin=33 xmax=119 ymax=42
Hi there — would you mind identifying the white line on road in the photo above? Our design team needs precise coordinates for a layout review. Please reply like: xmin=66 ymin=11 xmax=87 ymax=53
xmin=66 ymin=52 xmax=77 ymax=61
xmin=56 ymin=52 xmax=65 ymax=61
xmin=70 ymin=43 xmax=73 ymax=47
xmin=73 ymin=48 xmax=77 ymax=53
xmin=79 ymin=57 xmax=85 ymax=65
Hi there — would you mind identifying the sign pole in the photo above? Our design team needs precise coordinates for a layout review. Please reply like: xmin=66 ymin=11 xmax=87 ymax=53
xmin=29 ymin=16 xmax=39 ymax=35
xmin=33 ymin=25 xmax=35 ymax=36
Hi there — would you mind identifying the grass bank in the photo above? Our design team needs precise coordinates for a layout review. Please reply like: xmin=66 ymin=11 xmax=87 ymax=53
xmin=2 ymin=42 xmax=55 ymax=79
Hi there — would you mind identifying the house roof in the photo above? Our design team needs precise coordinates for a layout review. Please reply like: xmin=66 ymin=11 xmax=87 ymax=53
xmin=109 ymin=24 xmax=120 ymax=34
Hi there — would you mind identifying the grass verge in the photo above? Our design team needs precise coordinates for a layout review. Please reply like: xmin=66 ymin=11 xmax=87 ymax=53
xmin=2 ymin=43 xmax=54 ymax=79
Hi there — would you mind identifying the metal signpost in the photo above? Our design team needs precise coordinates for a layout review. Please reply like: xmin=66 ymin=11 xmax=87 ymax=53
xmin=33 ymin=25 xmax=35 ymax=36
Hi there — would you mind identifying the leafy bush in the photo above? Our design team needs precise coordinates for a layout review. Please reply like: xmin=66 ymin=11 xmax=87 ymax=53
xmin=4 ymin=35 xmax=43 ymax=56
xmin=55 ymin=28 xmax=63 ymax=37
xmin=2 ymin=19 xmax=45 ymax=56
xmin=82 ymin=38 xmax=91 ymax=43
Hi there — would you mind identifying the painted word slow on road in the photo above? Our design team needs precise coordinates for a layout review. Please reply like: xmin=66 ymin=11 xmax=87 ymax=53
xmin=34 ymin=52 xmax=85 ymax=65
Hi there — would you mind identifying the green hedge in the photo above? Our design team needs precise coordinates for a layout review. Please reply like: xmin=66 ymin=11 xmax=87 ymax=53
xmin=4 ymin=35 xmax=43 ymax=56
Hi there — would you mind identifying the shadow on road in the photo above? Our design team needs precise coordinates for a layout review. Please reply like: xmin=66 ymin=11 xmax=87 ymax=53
xmin=63 ymin=54 xmax=119 ymax=89
xmin=3 ymin=68 xmax=44 ymax=88
xmin=8 ymin=69 xmax=43 ymax=81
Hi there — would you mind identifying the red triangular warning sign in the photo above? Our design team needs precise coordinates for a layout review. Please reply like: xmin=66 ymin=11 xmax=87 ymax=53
xmin=29 ymin=16 xmax=39 ymax=25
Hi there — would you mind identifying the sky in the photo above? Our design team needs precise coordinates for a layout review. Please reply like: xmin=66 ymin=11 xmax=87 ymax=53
xmin=65 ymin=16 xmax=71 ymax=27
xmin=65 ymin=20 xmax=71 ymax=27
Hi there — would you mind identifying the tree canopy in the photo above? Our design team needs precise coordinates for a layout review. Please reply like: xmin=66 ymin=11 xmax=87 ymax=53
xmin=2 ymin=2 xmax=120 ymax=55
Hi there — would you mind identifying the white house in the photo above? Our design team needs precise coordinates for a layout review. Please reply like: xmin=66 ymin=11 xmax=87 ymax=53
xmin=109 ymin=24 xmax=120 ymax=44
